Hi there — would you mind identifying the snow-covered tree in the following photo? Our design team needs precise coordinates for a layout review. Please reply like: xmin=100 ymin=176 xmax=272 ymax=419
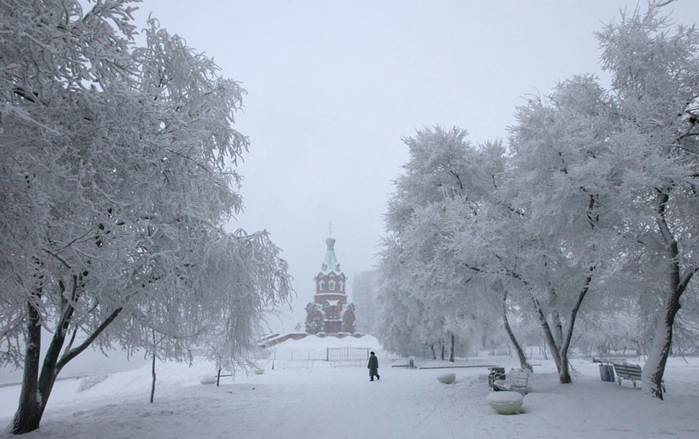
xmin=375 ymin=236 xmax=425 ymax=357
xmin=378 ymin=1 xmax=698 ymax=397
xmin=379 ymin=127 xmax=472 ymax=355
xmin=196 ymin=230 xmax=291 ymax=375
xmin=427 ymin=138 xmax=536 ymax=371
xmin=378 ymin=128 xmax=532 ymax=365
xmin=0 ymin=1 xmax=291 ymax=433
xmin=595 ymin=2 xmax=699 ymax=399
xmin=502 ymin=73 xmax=621 ymax=383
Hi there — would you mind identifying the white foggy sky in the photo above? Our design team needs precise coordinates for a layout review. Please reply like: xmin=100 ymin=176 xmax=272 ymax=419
xmin=133 ymin=0 xmax=699 ymax=332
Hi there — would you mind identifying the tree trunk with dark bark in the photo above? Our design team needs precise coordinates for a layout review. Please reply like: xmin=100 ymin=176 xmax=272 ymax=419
xmin=502 ymin=290 xmax=532 ymax=372
xmin=150 ymin=353 xmax=157 ymax=403
xmin=643 ymin=191 xmax=697 ymax=399
xmin=533 ymin=298 xmax=563 ymax=370
xmin=11 ymin=293 xmax=123 ymax=435
xmin=643 ymin=292 xmax=680 ymax=400
xmin=530 ymin=264 xmax=594 ymax=385
xmin=11 ymin=298 xmax=43 ymax=435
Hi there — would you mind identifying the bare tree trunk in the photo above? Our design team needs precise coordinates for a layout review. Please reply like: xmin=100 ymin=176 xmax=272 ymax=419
xmin=533 ymin=298 xmax=562 ymax=369
xmin=150 ymin=352 xmax=157 ymax=403
xmin=11 ymin=297 xmax=43 ymax=435
xmin=502 ymin=289 xmax=532 ymax=372
xmin=440 ymin=342 xmax=445 ymax=361
xmin=449 ymin=333 xmax=455 ymax=362
xmin=216 ymin=367 xmax=222 ymax=387
xmin=643 ymin=191 xmax=697 ymax=399
xmin=534 ymin=299 xmax=572 ymax=383
xmin=430 ymin=344 xmax=436 ymax=360
xmin=13 ymin=276 xmax=75 ymax=434
xmin=643 ymin=295 xmax=679 ymax=400
xmin=531 ymin=266 xmax=593 ymax=385
xmin=12 ymin=295 xmax=123 ymax=434
xmin=558 ymin=267 xmax=594 ymax=384
xmin=549 ymin=290 xmax=564 ymax=348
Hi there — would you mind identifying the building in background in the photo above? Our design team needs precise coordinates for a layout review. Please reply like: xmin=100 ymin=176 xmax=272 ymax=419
xmin=305 ymin=237 xmax=356 ymax=334
xmin=352 ymin=269 xmax=380 ymax=335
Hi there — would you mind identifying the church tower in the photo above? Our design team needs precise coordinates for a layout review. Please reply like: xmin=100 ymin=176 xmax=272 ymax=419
xmin=305 ymin=237 xmax=356 ymax=334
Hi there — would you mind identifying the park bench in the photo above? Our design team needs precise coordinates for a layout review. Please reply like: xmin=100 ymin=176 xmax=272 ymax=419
xmin=612 ymin=362 xmax=641 ymax=387
xmin=490 ymin=368 xmax=530 ymax=395
xmin=612 ymin=362 xmax=665 ymax=392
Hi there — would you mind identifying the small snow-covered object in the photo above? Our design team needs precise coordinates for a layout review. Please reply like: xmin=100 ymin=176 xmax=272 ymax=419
xmin=437 ymin=372 xmax=456 ymax=384
xmin=486 ymin=391 xmax=523 ymax=415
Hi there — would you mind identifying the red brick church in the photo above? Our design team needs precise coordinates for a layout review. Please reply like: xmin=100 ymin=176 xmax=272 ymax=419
xmin=305 ymin=237 xmax=356 ymax=334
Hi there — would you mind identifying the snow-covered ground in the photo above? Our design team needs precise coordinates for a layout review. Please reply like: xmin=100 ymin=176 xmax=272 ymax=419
xmin=2 ymin=335 xmax=699 ymax=438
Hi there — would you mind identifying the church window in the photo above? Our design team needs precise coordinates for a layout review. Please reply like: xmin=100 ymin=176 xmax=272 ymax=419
xmin=329 ymin=280 xmax=336 ymax=291
xmin=319 ymin=280 xmax=325 ymax=291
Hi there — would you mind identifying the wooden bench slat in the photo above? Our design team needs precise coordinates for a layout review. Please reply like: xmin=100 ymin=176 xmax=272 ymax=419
xmin=613 ymin=363 xmax=642 ymax=387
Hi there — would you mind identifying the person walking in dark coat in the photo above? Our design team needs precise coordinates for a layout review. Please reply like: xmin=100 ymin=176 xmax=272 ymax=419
xmin=368 ymin=351 xmax=380 ymax=381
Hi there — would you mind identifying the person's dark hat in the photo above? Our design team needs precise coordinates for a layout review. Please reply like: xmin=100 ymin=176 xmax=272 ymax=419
xmin=370 ymin=351 xmax=375 ymax=355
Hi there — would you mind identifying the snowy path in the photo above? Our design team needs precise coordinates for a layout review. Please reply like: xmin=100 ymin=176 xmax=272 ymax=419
xmin=1 ymin=363 xmax=498 ymax=439
xmin=231 ymin=365 xmax=467 ymax=439
xmin=2 ymin=356 xmax=699 ymax=438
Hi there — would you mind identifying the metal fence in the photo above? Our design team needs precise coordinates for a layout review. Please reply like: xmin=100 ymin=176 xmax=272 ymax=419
xmin=326 ymin=347 xmax=369 ymax=362
xmin=268 ymin=347 xmax=372 ymax=365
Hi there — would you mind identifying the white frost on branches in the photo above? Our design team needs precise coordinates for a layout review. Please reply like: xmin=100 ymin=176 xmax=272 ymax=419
xmin=0 ymin=0 xmax=291 ymax=433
